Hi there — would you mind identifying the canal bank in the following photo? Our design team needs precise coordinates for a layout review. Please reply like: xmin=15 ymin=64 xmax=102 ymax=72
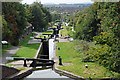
xmin=9 ymin=38 xmax=78 ymax=79
xmin=24 ymin=69 xmax=72 ymax=79
xmin=23 ymin=38 xmax=73 ymax=79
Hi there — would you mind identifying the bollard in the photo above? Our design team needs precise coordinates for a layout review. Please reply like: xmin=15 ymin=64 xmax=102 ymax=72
xmin=58 ymin=47 xmax=60 ymax=50
xmin=85 ymin=64 xmax=88 ymax=68
xmin=23 ymin=59 xmax=27 ymax=67
xmin=59 ymin=56 xmax=63 ymax=65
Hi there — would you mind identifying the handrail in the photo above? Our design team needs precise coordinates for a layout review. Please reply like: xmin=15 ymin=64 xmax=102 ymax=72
xmin=13 ymin=57 xmax=54 ymax=62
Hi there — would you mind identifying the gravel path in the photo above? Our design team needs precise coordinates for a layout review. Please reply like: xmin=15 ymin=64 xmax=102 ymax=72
xmin=1 ymin=46 xmax=20 ymax=64
xmin=28 ymin=32 xmax=42 ymax=44
xmin=1 ymin=32 xmax=41 ymax=64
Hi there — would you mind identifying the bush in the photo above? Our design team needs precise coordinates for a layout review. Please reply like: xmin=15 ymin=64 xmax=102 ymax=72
xmin=93 ymin=32 xmax=115 ymax=46
xmin=10 ymin=34 xmax=19 ymax=46
xmin=11 ymin=39 xmax=19 ymax=46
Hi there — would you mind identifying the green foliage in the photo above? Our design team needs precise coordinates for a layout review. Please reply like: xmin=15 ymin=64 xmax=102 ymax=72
xmin=74 ymin=2 xmax=120 ymax=41
xmin=74 ymin=6 xmax=99 ymax=41
xmin=73 ymin=2 xmax=120 ymax=73
xmin=59 ymin=26 xmax=68 ymax=37
xmin=30 ymin=2 xmax=52 ymax=31
xmin=57 ymin=42 xmax=120 ymax=78
xmin=24 ymin=4 xmax=33 ymax=23
xmin=42 ymin=30 xmax=53 ymax=34
xmin=2 ymin=2 xmax=52 ymax=45
xmin=66 ymin=26 xmax=74 ymax=37
xmin=13 ymin=43 xmax=39 ymax=58
xmin=84 ymin=44 xmax=111 ymax=65
xmin=2 ymin=16 xmax=12 ymax=41
xmin=2 ymin=2 xmax=27 ymax=45
xmin=75 ymin=39 xmax=120 ymax=73
xmin=13 ymin=34 xmax=39 ymax=58
xmin=93 ymin=32 xmax=115 ymax=46
xmin=51 ymin=13 xmax=61 ymax=22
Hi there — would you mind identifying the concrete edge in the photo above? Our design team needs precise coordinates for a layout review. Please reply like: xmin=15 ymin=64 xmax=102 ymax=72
xmin=54 ymin=42 xmax=84 ymax=80
xmin=54 ymin=67 xmax=118 ymax=80
xmin=9 ymin=42 xmax=43 ymax=79
xmin=9 ymin=68 xmax=33 ymax=79
xmin=34 ymin=43 xmax=43 ymax=58
xmin=54 ymin=67 xmax=85 ymax=80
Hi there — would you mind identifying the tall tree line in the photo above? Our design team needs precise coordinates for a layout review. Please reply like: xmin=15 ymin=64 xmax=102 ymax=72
xmin=2 ymin=2 xmax=51 ymax=46
xmin=73 ymin=2 xmax=120 ymax=73
xmin=30 ymin=2 xmax=52 ymax=31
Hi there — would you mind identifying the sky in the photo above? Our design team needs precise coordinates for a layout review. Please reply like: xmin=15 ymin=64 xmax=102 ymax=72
xmin=21 ymin=0 xmax=94 ymax=4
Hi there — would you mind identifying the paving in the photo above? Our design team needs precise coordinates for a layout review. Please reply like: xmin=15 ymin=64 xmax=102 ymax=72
xmin=1 ymin=32 xmax=73 ymax=79
xmin=28 ymin=32 xmax=42 ymax=44
xmin=24 ymin=69 xmax=72 ymax=79
xmin=1 ymin=32 xmax=41 ymax=64
xmin=58 ymin=38 xmax=69 ymax=42
xmin=28 ymin=39 xmax=41 ymax=44
xmin=1 ymin=46 xmax=20 ymax=64
xmin=24 ymin=37 xmax=72 ymax=79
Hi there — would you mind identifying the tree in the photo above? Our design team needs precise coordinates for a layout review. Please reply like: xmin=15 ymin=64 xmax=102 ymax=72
xmin=30 ymin=2 xmax=51 ymax=31
xmin=2 ymin=2 xmax=28 ymax=45
xmin=73 ymin=2 xmax=120 ymax=73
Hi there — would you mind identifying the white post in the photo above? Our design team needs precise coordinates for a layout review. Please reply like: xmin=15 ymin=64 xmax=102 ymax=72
xmin=49 ymin=39 xmax=55 ymax=60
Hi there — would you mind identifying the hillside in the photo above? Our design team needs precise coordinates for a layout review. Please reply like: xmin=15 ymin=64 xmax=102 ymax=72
xmin=43 ymin=4 xmax=92 ymax=13
xmin=73 ymin=2 xmax=120 ymax=73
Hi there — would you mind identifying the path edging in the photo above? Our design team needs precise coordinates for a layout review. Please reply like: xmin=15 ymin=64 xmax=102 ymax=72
xmin=54 ymin=67 xmax=85 ymax=80
xmin=34 ymin=43 xmax=43 ymax=58
xmin=8 ymin=43 xmax=42 ymax=79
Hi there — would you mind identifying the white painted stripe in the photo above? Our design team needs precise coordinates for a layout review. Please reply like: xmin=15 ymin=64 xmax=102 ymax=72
xmin=49 ymin=39 xmax=55 ymax=60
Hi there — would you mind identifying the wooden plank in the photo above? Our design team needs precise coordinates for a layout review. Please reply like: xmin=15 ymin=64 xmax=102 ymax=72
xmin=13 ymin=57 xmax=54 ymax=62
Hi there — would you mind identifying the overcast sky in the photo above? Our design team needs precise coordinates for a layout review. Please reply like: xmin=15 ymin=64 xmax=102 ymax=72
xmin=21 ymin=0 xmax=94 ymax=4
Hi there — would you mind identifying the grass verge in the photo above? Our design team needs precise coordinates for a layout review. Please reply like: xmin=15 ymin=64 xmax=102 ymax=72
xmin=42 ymin=30 xmax=53 ymax=35
xmin=60 ymin=26 xmax=68 ymax=37
xmin=13 ymin=34 xmax=40 ymax=58
xmin=2 ymin=44 xmax=12 ymax=54
xmin=56 ymin=42 xmax=120 ymax=78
